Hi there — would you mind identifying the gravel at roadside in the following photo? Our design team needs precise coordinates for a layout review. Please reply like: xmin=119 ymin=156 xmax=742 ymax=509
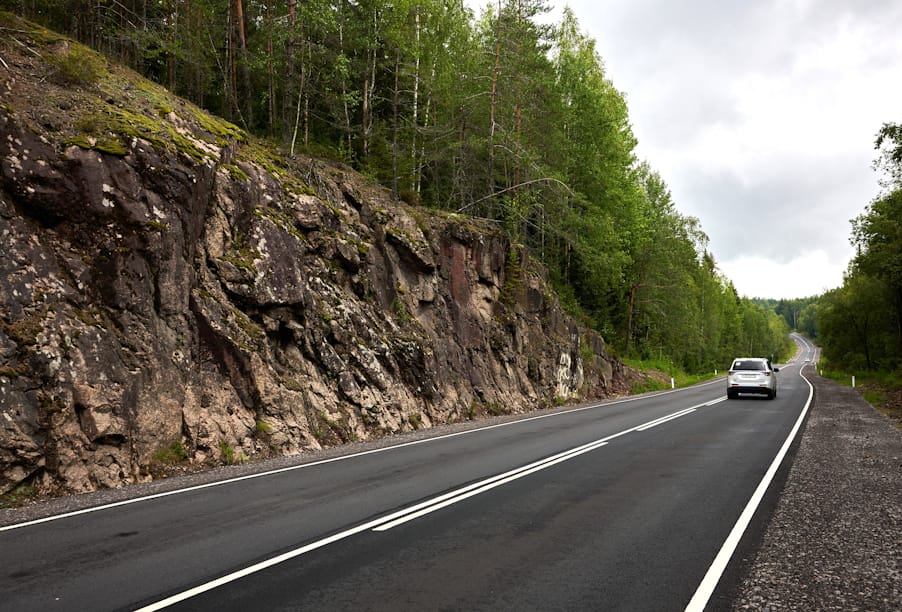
xmin=732 ymin=367 xmax=902 ymax=610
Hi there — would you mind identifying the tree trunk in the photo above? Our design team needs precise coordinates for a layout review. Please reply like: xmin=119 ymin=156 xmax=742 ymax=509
xmin=411 ymin=7 xmax=421 ymax=193
xmin=338 ymin=7 xmax=353 ymax=155
xmin=391 ymin=45 xmax=401 ymax=195
xmin=266 ymin=2 xmax=275 ymax=135
xmin=488 ymin=0 xmax=502 ymax=202
xmin=362 ymin=11 xmax=378 ymax=160
xmin=284 ymin=0 xmax=297 ymax=142
xmin=234 ymin=0 xmax=253 ymax=128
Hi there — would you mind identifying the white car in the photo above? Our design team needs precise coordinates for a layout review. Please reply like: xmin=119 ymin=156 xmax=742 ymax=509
xmin=727 ymin=358 xmax=779 ymax=400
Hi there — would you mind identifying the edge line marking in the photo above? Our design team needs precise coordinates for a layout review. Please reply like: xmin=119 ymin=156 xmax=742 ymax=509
xmin=135 ymin=403 xmax=708 ymax=610
xmin=684 ymin=356 xmax=814 ymax=611
xmin=1 ymin=380 xmax=723 ymax=533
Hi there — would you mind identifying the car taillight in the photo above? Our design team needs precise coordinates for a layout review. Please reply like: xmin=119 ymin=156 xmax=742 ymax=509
xmin=763 ymin=371 xmax=771 ymax=376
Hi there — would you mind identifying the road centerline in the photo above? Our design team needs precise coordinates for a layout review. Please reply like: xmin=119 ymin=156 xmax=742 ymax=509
xmin=0 ymin=380 xmax=725 ymax=534
xmin=134 ymin=402 xmax=710 ymax=610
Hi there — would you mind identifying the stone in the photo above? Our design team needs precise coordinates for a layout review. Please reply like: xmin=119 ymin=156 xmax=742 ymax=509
xmin=0 ymin=27 xmax=628 ymax=496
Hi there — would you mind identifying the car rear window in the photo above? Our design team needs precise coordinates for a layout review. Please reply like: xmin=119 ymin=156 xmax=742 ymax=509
xmin=732 ymin=360 xmax=766 ymax=371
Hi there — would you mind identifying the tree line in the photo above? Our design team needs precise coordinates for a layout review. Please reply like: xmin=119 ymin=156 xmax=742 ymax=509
xmin=6 ymin=0 xmax=792 ymax=372
xmin=812 ymin=123 xmax=902 ymax=371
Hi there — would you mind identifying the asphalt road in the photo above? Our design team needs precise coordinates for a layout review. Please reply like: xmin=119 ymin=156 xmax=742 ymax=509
xmin=0 ymin=345 xmax=815 ymax=612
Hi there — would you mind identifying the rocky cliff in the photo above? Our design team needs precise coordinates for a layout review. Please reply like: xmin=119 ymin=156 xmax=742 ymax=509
xmin=0 ymin=15 xmax=626 ymax=497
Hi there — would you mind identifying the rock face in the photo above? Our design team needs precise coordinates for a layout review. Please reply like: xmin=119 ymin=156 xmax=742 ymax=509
xmin=0 ymin=18 xmax=626 ymax=496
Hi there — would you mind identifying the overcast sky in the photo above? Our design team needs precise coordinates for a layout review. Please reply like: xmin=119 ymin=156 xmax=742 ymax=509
xmin=468 ymin=0 xmax=902 ymax=299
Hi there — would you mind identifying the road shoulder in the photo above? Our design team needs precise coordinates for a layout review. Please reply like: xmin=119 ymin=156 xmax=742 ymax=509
xmin=731 ymin=367 xmax=902 ymax=610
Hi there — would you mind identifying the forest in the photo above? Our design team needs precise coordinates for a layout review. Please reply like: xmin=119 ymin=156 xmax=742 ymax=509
xmin=762 ymin=122 xmax=902 ymax=377
xmin=4 ymin=0 xmax=793 ymax=372
xmin=811 ymin=123 xmax=902 ymax=373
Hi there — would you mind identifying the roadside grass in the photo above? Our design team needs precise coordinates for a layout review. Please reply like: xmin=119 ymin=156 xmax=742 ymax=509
xmin=623 ymin=357 xmax=722 ymax=394
xmin=817 ymin=362 xmax=902 ymax=428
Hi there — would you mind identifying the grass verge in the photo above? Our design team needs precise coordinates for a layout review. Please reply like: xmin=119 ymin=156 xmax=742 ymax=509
xmin=817 ymin=365 xmax=902 ymax=429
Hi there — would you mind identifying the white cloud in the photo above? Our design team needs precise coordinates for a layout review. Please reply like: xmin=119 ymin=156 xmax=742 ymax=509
xmin=719 ymin=249 xmax=847 ymax=300
xmin=464 ymin=0 xmax=902 ymax=298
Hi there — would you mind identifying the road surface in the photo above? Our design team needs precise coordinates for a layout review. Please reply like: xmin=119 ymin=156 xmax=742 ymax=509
xmin=0 ymin=340 xmax=816 ymax=611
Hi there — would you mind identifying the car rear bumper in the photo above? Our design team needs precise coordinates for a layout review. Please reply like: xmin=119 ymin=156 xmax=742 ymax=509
xmin=728 ymin=385 xmax=774 ymax=395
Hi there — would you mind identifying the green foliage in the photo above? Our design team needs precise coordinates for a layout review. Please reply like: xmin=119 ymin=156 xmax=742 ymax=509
xmin=50 ymin=44 xmax=104 ymax=86
xmin=391 ymin=297 xmax=412 ymax=322
xmin=0 ymin=484 xmax=36 ymax=509
xmin=255 ymin=420 xmax=272 ymax=435
xmin=219 ymin=439 xmax=242 ymax=465
xmin=814 ymin=123 xmax=902 ymax=372
xmin=875 ymin=122 xmax=902 ymax=188
xmin=151 ymin=440 xmax=188 ymax=466
xmin=8 ymin=2 xmax=804 ymax=377
xmin=623 ymin=357 xmax=719 ymax=393
xmin=500 ymin=244 xmax=524 ymax=307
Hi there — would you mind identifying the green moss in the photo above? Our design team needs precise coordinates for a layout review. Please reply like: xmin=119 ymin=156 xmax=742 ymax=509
xmin=223 ymin=163 xmax=249 ymax=181
xmin=146 ymin=220 xmax=169 ymax=232
xmin=254 ymin=207 xmax=306 ymax=242
xmin=74 ymin=114 xmax=101 ymax=134
xmin=391 ymin=297 xmax=412 ymax=323
xmin=220 ymin=251 xmax=257 ymax=272
xmin=193 ymin=109 xmax=246 ymax=142
xmin=76 ymin=106 xmax=207 ymax=162
xmin=155 ymin=102 xmax=174 ymax=116
xmin=0 ymin=363 xmax=29 ymax=379
xmin=236 ymin=141 xmax=315 ymax=197
xmin=220 ymin=230 xmax=260 ymax=272
xmin=227 ymin=304 xmax=264 ymax=341
xmin=355 ymin=240 xmax=370 ymax=256
xmin=63 ymin=133 xmax=127 ymax=156
xmin=94 ymin=136 xmax=128 ymax=156
xmin=3 ymin=314 xmax=44 ymax=347
xmin=63 ymin=135 xmax=92 ymax=150
xmin=74 ymin=307 xmax=103 ymax=328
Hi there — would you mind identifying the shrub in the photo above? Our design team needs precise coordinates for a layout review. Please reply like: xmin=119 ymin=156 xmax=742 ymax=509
xmin=51 ymin=45 xmax=104 ymax=86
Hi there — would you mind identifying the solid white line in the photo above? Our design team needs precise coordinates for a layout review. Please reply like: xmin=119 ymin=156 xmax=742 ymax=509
xmin=635 ymin=407 xmax=697 ymax=431
xmin=0 ymin=380 xmax=722 ymax=533
xmin=684 ymin=360 xmax=814 ymax=611
xmin=372 ymin=440 xmax=610 ymax=531
xmin=135 ymin=403 xmax=708 ymax=610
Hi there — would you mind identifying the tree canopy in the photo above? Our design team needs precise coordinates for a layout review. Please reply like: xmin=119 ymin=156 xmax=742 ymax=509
xmin=7 ymin=0 xmax=794 ymax=371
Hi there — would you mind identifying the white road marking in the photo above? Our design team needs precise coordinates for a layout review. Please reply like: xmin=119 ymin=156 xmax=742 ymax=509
xmin=0 ymin=379 xmax=723 ymax=533
xmin=134 ymin=404 xmax=705 ymax=610
xmin=685 ymin=361 xmax=814 ymax=611
xmin=635 ymin=407 xmax=697 ymax=431
xmin=372 ymin=439 xmax=611 ymax=532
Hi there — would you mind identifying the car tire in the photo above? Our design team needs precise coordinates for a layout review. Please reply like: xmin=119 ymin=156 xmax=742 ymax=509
xmin=727 ymin=390 xmax=737 ymax=399
xmin=767 ymin=390 xmax=775 ymax=400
